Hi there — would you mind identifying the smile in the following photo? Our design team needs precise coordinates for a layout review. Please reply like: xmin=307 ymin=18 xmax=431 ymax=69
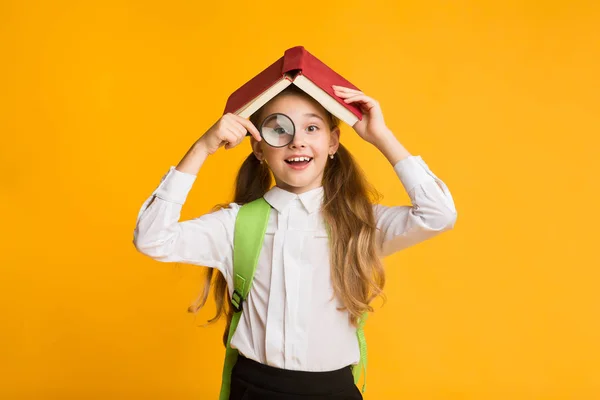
xmin=284 ymin=156 xmax=313 ymax=170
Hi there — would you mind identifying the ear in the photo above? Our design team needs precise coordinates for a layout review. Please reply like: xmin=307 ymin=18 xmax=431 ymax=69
xmin=329 ymin=126 xmax=341 ymax=154
xmin=250 ymin=137 xmax=264 ymax=162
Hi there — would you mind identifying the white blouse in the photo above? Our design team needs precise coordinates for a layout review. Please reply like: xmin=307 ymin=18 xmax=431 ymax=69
xmin=133 ymin=155 xmax=457 ymax=372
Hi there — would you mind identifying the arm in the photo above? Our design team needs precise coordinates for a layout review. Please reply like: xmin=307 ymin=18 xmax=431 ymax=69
xmin=374 ymin=154 xmax=457 ymax=257
xmin=330 ymin=86 xmax=457 ymax=256
xmin=358 ymin=116 xmax=456 ymax=257
xmin=132 ymin=161 xmax=238 ymax=278
xmin=133 ymin=114 xmax=262 ymax=276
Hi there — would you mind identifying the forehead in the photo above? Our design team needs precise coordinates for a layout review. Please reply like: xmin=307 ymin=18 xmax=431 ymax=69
xmin=260 ymin=93 xmax=328 ymax=122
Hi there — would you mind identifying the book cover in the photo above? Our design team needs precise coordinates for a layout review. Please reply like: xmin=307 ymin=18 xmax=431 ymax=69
xmin=223 ymin=46 xmax=363 ymax=125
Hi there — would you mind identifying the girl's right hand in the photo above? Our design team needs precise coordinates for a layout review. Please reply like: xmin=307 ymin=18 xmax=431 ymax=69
xmin=197 ymin=113 xmax=262 ymax=155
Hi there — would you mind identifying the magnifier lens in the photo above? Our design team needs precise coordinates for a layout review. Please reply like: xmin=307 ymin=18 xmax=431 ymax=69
xmin=260 ymin=114 xmax=295 ymax=147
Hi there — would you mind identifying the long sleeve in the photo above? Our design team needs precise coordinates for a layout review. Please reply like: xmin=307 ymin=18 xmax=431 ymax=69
xmin=132 ymin=166 xmax=238 ymax=279
xmin=374 ymin=155 xmax=457 ymax=257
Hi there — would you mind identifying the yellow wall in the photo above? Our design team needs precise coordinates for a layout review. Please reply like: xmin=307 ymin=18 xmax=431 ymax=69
xmin=2 ymin=1 xmax=599 ymax=398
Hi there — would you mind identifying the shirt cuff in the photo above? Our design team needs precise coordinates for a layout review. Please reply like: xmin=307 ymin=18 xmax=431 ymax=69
xmin=393 ymin=155 xmax=436 ymax=193
xmin=153 ymin=166 xmax=197 ymax=205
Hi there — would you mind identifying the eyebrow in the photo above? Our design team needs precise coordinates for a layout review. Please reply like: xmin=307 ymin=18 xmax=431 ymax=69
xmin=303 ymin=113 xmax=325 ymax=122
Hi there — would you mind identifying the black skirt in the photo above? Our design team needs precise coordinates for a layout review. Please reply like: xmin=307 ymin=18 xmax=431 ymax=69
xmin=229 ymin=354 xmax=363 ymax=400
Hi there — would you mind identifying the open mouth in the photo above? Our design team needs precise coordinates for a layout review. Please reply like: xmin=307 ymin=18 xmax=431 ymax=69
xmin=284 ymin=156 xmax=313 ymax=167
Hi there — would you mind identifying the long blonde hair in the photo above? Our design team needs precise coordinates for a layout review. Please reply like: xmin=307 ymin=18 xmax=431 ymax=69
xmin=188 ymin=86 xmax=386 ymax=346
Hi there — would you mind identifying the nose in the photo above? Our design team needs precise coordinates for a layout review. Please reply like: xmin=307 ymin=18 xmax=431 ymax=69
xmin=288 ymin=131 xmax=306 ymax=149
xmin=289 ymin=135 xmax=306 ymax=149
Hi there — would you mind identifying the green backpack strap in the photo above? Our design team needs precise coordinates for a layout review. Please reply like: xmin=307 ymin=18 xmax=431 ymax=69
xmin=218 ymin=198 xmax=271 ymax=400
xmin=218 ymin=197 xmax=370 ymax=397
xmin=352 ymin=311 xmax=369 ymax=393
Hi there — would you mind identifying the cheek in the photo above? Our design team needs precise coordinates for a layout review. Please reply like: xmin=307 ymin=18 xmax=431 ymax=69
xmin=314 ymin=136 xmax=333 ymax=155
xmin=262 ymin=147 xmax=285 ymax=163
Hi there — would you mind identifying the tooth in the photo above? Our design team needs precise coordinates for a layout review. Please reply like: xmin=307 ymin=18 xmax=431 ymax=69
xmin=287 ymin=157 xmax=312 ymax=162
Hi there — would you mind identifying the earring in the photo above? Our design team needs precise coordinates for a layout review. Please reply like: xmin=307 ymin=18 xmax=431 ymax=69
xmin=329 ymin=153 xmax=335 ymax=159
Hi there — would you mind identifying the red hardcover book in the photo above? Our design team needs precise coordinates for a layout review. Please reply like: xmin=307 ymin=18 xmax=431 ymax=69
xmin=223 ymin=46 xmax=363 ymax=126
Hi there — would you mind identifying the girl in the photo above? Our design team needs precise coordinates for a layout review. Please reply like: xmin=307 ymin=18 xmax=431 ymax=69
xmin=133 ymin=84 xmax=457 ymax=399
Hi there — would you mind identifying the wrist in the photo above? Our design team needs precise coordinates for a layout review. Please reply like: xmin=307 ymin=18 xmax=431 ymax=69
xmin=175 ymin=139 xmax=211 ymax=175
xmin=372 ymin=131 xmax=411 ymax=165
xmin=193 ymin=138 xmax=211 ymax=157
xmin=371 ymin=128 xmax=395 ymax=148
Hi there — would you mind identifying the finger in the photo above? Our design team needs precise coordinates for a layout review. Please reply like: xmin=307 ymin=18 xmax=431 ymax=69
xmin=332 ymin=85 xmax=363 ymax=95
xmin=224 ymin=140 xmax=243 ymax=150
xmin=224 ymin=129 xmax=244 ymax=149
xmin=334 ymin=89 xmax=364 ymax=99
xmin=231 ymin=114 xmax=262 ymax=142
xmin=227 ymin=127 xmax=245 ymax=144
xmin=224 ymin=113 xmax=259 ymax=141
xmin=228 ymin=120 xmax=247 ymax=139
xmin=222 ymin=131 xmax=239 ymax=149
xmin=333 ymin=90 xmax=354 ymax=98
xmin=343 ymin=94 xmax=378 ymax=110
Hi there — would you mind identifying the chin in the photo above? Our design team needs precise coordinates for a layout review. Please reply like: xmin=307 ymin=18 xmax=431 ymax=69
xmin=279 ymin=175 xmax=320 ymax=192
xmin=284 ymin=178 xmax=313 ymax=188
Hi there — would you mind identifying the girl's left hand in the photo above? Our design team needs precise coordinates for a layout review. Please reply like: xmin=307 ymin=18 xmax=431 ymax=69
xmin=332 ymin=85 xmax=392 ymax=145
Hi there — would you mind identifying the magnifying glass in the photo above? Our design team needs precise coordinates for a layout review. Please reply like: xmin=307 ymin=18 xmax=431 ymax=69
xmin=244 ymin=113 xmax=296 ymax=147
xmin=259 ymin=113 xmax=296 ymax=147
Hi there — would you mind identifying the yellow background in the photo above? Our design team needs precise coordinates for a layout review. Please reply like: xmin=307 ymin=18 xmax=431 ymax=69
xmin=2 ymin=0 xmax=599 ymax=398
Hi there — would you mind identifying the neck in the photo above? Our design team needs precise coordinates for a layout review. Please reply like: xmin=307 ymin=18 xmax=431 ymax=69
xmin=274 ymin=182 xmax=323 ymax=195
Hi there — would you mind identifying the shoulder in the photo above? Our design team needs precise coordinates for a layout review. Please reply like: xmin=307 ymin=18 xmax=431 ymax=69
xmin=371 ymin=202 xmax=406 ymax=228
xmin=193 ymin=202 xmax=241 ymax=227
xmin=213 ymin=202 xmax=242 ymax=218
xmin=371 ymin=203 xmax=388 ymax=215
xmin=201 ymin=198 xmax=274 ymax=226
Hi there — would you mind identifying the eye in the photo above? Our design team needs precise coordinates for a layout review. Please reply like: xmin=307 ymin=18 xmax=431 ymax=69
xmin=274 ymin=126 xmax=288 ymax=134
xmin=306 ymin=125 xmax=320 ymax=133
